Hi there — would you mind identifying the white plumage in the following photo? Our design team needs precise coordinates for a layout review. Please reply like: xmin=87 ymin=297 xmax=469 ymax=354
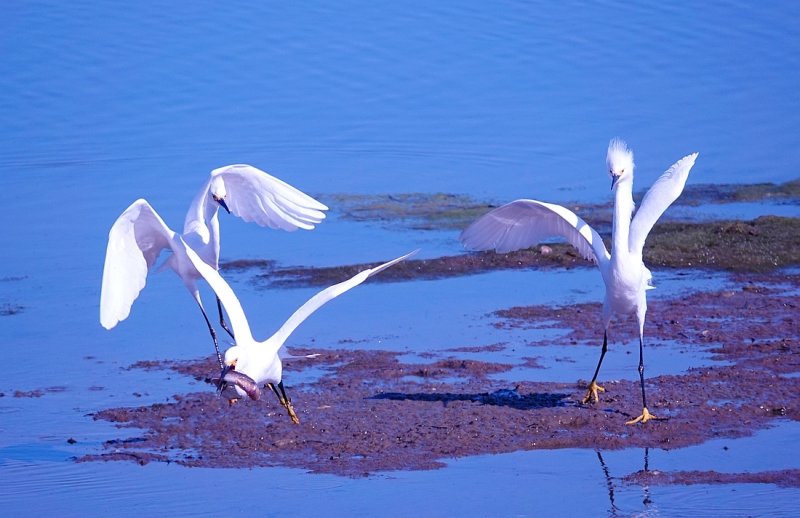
xmin=182 ymin=243 xmax=418 ymax=424
xmin=460 ymin=139 xmax=698 ymax=424
xmin=100 ymin=165 xmax=328 ymax=366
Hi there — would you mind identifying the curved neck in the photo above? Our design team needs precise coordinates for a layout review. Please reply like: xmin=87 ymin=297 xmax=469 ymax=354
xmin=611 ymin=179 xmax=635 ymax=257
xmin=184 ymin=178 xmax=219 ymax=234
xmin=182 ymin=179 xmax=222 ymax=266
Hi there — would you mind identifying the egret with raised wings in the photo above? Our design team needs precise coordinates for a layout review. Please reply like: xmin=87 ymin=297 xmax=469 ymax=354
xmin=460 ymin=139 xmax=698 ymax=424
xmin=100 ymin=165 xmax=328 ymax=367
xmin=183 ymin=243 xmax=417 ymax=424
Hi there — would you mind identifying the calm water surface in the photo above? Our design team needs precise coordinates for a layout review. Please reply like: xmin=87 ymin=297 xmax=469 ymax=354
xmin=2 ymin=1 xmax=799 ymax=515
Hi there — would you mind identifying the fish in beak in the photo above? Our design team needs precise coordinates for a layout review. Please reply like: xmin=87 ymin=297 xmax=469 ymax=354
xmin=221 ymin=369 xmax=261 ymax=401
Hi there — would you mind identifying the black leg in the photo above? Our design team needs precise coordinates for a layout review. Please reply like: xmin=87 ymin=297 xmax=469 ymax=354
xmin=637 ymin=336 xmax=648 ymax=409
xmin=590 ymin=330 xmax=609 ymax=384
xmin=582 ymin=330 xmax=609 ymax=404
xmin=197 ymin=302 xmax=224 ymax=370
xmin=277 ymin=381 xmax=292 ymax=406
xmin=267 ymin=382 xmax=285 ymax=406
xmin=266 ymin=382 xmax=299 ymax=423
xmin=217 ymin=296 xmax=235 ymax=340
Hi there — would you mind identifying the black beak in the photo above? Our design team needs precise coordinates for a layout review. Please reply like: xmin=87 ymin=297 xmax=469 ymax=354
xmin=610 ymin=175 xmax=620 ymax=191
xmin=216 ymin=363 xmax=233 ymax=393
xmin=217 ymin=198 xmax=231 ymax=214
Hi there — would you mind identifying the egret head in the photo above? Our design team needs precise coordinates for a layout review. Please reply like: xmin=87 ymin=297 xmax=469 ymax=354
xmin=209 ymin=177 xmax=231 ymax=214
xmin=223 ymin=345 xmax=243 ymax=369
xmin=607 ymin=138 xmax=634 ymax=190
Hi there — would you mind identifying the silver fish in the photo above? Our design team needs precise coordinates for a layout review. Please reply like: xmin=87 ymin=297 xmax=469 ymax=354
xmin=222 ymin=370 xmax=261 ymax=401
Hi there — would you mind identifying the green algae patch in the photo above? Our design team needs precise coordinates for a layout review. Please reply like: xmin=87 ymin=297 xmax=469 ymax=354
xmin=678 ymin=178 xmax=800 ymax=205
xmin=645 ymin=216 xmax=800 ymax=272
xmin=321 ymin=180 xmax=799 ymax=233
xmin=229 ymin=216 xmax=799 ymax=288
xmin=324 ymin=192 xmax=502 ymax=230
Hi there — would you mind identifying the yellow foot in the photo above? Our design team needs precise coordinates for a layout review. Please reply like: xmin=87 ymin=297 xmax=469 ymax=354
xmin=582 ymin=381 xmax=605 ymax=404
xmin=625 ymin=407 xmax=658 ymax=425
xmin=285 ymin=401 xmax=300 ymax=425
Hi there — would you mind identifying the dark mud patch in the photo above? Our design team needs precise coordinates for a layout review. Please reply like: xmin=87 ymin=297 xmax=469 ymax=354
xmin=623 ymin=468 xmax=800 ymax=489
xmin=226 ymin=216 xmax=800 ymax=288
xmin=251 ymin=246 xmax=592 ymax=288
xmin=11 ymin=386 xmax=67 ymax=398
xmin=443 ymin=343 xmax=507 ymax=353
xmin=81 ymin=272 xmax=799 ymax=478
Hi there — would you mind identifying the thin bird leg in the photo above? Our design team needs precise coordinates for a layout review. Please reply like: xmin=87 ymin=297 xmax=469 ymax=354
xmin=217 ymin=296 xmax=235 ymax=340
xmin=582 ymin=330 xmax=609 ymax=404
xmin=267 ymin=382 xmax=300 ymax=424
xmin=267 ymin=382 xmax=286 ymax=406
xmin=626 ymin=335 xmax=658 ymax=424
xmin=196 ymin=301 xmax=224 ymax=370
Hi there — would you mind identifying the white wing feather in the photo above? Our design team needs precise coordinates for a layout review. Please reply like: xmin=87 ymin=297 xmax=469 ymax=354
xmin=179 ymin=236 xmax=254 ymax=341
xmin=460 ymin=199 xmax=610 ymax=266
xmin=99 ymin=199 xmax=176 ymax=329
xmin=212 ymin=164 xmax=328 ymax=231
xmin=267 ymin=250 xmax=418 ymax=353
xmin=629 ymin=152 xmax=698 ymax=254
xmin=182 ymin=241 xmax=417 ymax=356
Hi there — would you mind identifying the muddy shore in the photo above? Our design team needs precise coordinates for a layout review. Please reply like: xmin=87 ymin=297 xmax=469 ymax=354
xmin=71 ymin=186 xmax=800 ymax=483
xmin=78 ymin=270 xmax=799 ymax=482
xmin=223 ymin=216 xmax=800 ymax=289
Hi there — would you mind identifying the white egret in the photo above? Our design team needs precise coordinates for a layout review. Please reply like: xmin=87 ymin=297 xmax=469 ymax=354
xmin=183 ymin=240 xmax=417 ymax=424
xmin=100 ymin=165 xmax=328 ymax=368
xmin=460 ymin=139 xmax=698 ymax=424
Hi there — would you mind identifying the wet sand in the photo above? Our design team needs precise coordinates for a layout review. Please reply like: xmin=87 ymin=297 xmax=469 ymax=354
xmin=78 ymin=270 xmax=799 ymax=482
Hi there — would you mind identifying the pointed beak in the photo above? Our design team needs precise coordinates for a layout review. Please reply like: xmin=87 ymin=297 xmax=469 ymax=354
xmin=216 ymin=363 xmax=233 ymax=393
xmin=610 ymin=174 xmax=620 ymax=191
xmin=216 ymin=197 xmax=231 ymax=214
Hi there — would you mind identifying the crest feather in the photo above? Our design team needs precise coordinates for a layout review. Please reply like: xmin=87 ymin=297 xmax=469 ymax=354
xmin=607 ymin=138 xmax=634 ymax=171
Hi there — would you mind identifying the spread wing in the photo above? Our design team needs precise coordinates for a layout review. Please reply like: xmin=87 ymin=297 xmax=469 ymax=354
xmin=459 ymin=199 xmax=610 ymax=266
xmin=268 ymin=250 xmax=418 ymax=354
xmin=212 ymin=164 xmax=328 ymax=231
xmin=100 ymin=199 xmax=176 ymax=329
xmin=182 ymin=244 xmax=417 ymax=357
xmin=629 ymin=152 xmax=698 ymax=254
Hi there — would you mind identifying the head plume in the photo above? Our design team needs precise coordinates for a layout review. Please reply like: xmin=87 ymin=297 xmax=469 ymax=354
xmin=607 ymin=138 xmax=634 ymax=175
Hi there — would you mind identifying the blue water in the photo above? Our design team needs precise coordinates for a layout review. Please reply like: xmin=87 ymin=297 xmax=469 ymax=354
xmin=2 ymin=1 xmax=799 ymax=515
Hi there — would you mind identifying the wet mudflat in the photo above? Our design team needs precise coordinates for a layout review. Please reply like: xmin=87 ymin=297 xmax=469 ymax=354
xmin=224 ymin=215 xmax=800 ymax=289
xmin=80 ymin=269 xmax=799 ymax=485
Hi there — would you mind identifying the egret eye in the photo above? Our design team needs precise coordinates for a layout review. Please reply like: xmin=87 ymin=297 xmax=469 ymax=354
xmin=620 ymin=169 xmax=625 ymax=173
